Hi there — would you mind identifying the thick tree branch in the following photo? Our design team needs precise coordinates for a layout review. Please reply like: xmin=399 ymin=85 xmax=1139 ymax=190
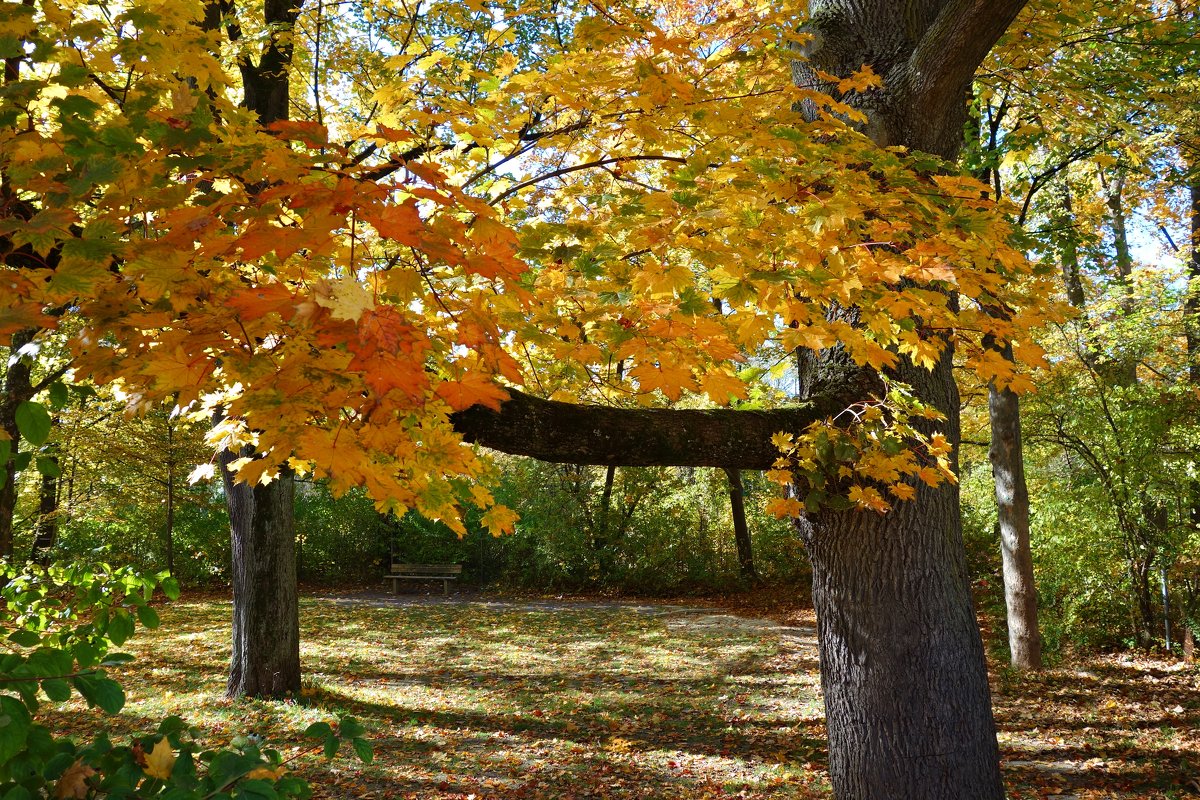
xmin=450 ymin=382 xmax=868 ymax=470
xmin=907 ymin=0 xmax=1027 ymax=114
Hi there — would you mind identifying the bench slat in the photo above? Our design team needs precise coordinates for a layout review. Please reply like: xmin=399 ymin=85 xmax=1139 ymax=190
xmin=390 ymin=564 xmax=462 ymax=575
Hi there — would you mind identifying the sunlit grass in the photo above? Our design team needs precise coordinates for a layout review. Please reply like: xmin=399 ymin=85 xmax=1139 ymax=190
xmin=46 ymin=593 xmax=1200 ymax=798
xmin=46 ymin=594 xmax=829 ymax=799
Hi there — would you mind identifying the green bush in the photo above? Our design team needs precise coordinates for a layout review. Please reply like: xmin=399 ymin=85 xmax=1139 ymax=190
xmin=0 ymin=560 xmax=370 ymax=799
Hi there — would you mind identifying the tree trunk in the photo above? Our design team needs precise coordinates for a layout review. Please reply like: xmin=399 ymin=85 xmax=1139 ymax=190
xmin=165 ymin=419 xmax=176 ymax=576
xmin=1056 ymin=188 xmax=1087 ymax=310
xmin=207 ymin=0 xmax=304 ymax=699
xmin=801 ymin=349 xmax=1003 ymax=798
xmin=29 ymin=455 xmax=59 ymax=564
xmin=0 ymin=328 xmax=35 ymax=558
xmin=723 ymin=468 xmax=757 ymax=580
xmin=220 ymin=445 xmax=300 ymax=698
xmin=1129 ymin=553 xmax=1156 ymax=650
xmin=988 ymin=348 xmax=1042 ymax=670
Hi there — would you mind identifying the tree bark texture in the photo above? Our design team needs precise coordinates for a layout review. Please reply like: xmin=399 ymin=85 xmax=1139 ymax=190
xmin=988 ymin=359 xmax=1042 ymax=670
xmin=214 ymin=0 xmax=305 ymax=699
xmin=220 ymin=445 xmax=300 ymax=698
xmin=801 ymin=351 xmax=1003 ymax=799
xmin=453 ymin=384 xmax=867 ymax=469
xmin=723 ymin=468 xmax=757 ymax=580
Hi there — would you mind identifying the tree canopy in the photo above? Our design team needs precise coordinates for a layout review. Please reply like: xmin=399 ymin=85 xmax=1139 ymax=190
xmin=1 ymin=0 xmax=1054 ymax=524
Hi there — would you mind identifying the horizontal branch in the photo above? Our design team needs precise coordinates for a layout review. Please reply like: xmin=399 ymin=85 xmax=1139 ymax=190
xmin=450 ymin=384 xmax=865 ymax=470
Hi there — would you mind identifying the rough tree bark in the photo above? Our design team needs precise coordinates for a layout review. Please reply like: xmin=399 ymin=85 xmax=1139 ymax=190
xmin=457 ymin=5 xmax=1027 ymax=795
xmin=220 ymin=445 xmax=300 ymax=698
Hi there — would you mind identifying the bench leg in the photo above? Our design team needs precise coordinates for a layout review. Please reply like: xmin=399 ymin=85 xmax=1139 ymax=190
xmin=442 ymin=578 xmax=449 ymax=596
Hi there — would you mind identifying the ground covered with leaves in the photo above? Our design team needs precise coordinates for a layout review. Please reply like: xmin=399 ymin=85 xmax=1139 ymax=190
xmin=46 ymin=592 xmax=1200 ymax=799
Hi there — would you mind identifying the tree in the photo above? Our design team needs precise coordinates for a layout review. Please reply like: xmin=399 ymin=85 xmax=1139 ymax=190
xmin=456 ymin=2 xmax=1033 ymax=795
xmin=1 ymin=1 xmax=1056 ymax=797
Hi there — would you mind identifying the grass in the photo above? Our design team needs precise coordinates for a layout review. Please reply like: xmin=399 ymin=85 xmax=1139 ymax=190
xmin=46 ymin=591 xmax=1200 ymax=799
xmin=47 ymin=594 xmax=829 ymax=799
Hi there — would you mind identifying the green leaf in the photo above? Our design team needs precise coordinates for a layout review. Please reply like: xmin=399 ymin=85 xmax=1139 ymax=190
xmin=301 ymin=722 xmax=332 ymax=739
xmin=41 ymin=678 xmax=71 ymax=702
xmin=161 ymin=576 xmax=181 ymax=601
xmin=72 ymin=674 xmax=124 ymax=714
xmin=351 ymin=738 xmax=373 ymax=764
xmin=6 ymin=630 xmax=39 ymax=648
xmin=236 ymin=780 xmax=279 ymax=800
xmin=100 ymin=652 xmax=135 ymax=666
xmin=136 ymin=604 xmax=160 ymax=629
xmin=0 ymin=696 xmax=32 ymax=766
xmin=47 ymin=382 xmax=68 ymax=410
xmin=34 ymin=457 xmax=60 ymax=478
xmin=322 ymin=734 xmax=339 ymax=759
xmin=14 ymin=402 xmax=51 ymax=446
xmin=1 ymin=784 xmax=33 ymax=800
xmin=337 ymin=717 xmax=365 ymax=739
xmin=108 ymin=609 xmax=135 ymax=645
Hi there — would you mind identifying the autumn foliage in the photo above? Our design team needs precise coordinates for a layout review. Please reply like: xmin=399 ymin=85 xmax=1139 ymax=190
xmin=0 ymin=0 xmax=1055 ymax=525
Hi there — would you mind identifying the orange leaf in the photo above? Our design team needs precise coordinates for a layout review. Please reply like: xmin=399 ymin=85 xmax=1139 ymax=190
xmin=434 ymin=372 xmax=510 ymax=411
xmin=227 ymin=284 xmax=296 ymax=322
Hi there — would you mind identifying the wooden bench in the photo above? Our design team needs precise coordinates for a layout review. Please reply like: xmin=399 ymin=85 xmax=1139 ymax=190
xmin=385 ymin=562 xmax=462 ymax=596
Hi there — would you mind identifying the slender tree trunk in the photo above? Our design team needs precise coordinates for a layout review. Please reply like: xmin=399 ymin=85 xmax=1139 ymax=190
xmin=1057 ymin=188 xmax=1087 ymax=310
xmin=1128 ymin=553 xmax=1156 ymax=650
xmin=220 ymin=445 xmax=300 ymax=698
xmin=165 ymin=465 xmax=176 ymax=576
xmin=165 ymin=420 xmax=176 ymax=575
xmin=1187 ymin=178 xmax=1200 ymax=383
xmin=29 ymin=455 xmax=59 ymax=564
xmin=593 ymin=465 xmax=617 ymax=575
xmin=1102 ymin=168 xmax=1139 ymax=384
xmin=0 ymin=328 xmax=35 ymax=558
xmin=988 ymin=369 xmax=1042 ymax=670
xmin=723 ymin=468 xmax=757 ymax=580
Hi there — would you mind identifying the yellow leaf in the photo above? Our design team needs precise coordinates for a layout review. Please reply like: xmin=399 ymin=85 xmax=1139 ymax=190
xmin=313 ymin=276 xmax=375 ymax=323
xmin=848 ymin=484 xmax=889 ymax=512
xmin=481 ymin=504 xmax=519 ymax=536
xmin=144 ymin=737 xmax=176 ymax=780
xmin=700 ymin=369 xmax=746 ymax=404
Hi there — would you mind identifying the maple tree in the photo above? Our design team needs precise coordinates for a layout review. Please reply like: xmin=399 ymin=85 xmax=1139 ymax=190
xmin=0 ymin=0 xmax=1068 ymax=796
